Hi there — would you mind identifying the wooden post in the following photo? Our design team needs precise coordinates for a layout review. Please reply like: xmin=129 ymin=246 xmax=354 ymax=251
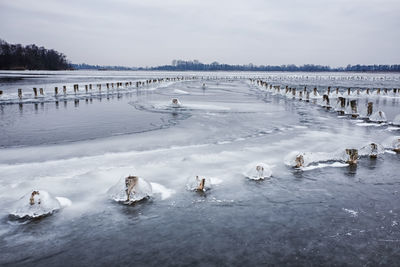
xmin=89 ymin=84 xmax=92 ymax=90
xmin=347 ymin=88 xmax=351 ymax=96
xmin=313 ymin=87 xmax=318 ymax=96
xmin=350 ymin=100 xmax=358 ymax=118
xmin=63 ymin=86 xmax=67 ymax=95
xmin=295 ymin=155 xmax=304 ymax=168
xmin=54 ymin=87 xmax=58 ymax=96
xmin=327 ymin=87 xmax=331 ymax=95
xmin=106 ymin=83 xmax=109 ymax=89
xmin=0 ymin=90 xmax=3 ymax=96
xmin=377 ymin=88 xmax=381 ymax=95
xmin=33 ymin=88 xmax=38 ymax=97
xmin=345 ymin=149 xmax=358 ymax=165
xmin=366 ymin=88 xmax=370 ymax=95
xmin=323 ymin=94 xmax=330 ymax=107
xmin=39 ymin=88 xmax=44 ymax=95
xmin=18 ymin=89 xmax=22 ymax=99
xmin=370 ymin=143 xmax=378 ymax=158
xmin=85 ymin=85 xmax=88 ymax=93
xmin=367 ymin=102 xmax=373 ymax=116
xmin=125 ymin=176 xmax=138 ymax=201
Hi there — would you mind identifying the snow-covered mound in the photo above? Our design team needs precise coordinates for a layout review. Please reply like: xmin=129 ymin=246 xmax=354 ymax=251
xmin=243 ymin=163 xmax=272 ymax=180
xmin=108 ymin=176 xmax=152 ymax=204
xmin=10 ymin=190 xmax=71 ymax=219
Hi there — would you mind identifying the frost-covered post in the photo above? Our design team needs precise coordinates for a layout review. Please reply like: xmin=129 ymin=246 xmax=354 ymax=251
xmin=18 ymin=89 xmax=22 ymax=99
xmin=63 ymin=86 xmax=67 ymax=95
xmin=54 ymin=87 xmax=58 ymax=96
xmin=366 ymin=88 xmax=370 ymax=95
xmin=377 ymin=88 xmax=381 ymax=95
xmin=39 ymin=88 xmax=44 ymax=95
xmin=367 ymin=102 xmax=373 ymax=116
xmin=347 ymin=88 xmax=351 ymax=96
xmin=89 ymin=84 xmax=92 ymax=90
xmin=295 ymin=155 xmax=304 ymax=168
xmin=313 ymin=87 xmax=318 ymax=96
xmin=323 ymin=94 xmax=330 ymax=107
xmin=125 ymin=176 xmax=138 ymax=201
xmin=345 ymin=149 xmax=358 ymax=165
xmin=350 ymin=100 xmax=358 ymax=118
xmin=33 ymin=88 xmax=38 ymax=97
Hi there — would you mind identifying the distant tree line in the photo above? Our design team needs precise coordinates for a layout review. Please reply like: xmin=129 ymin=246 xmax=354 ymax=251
xmin=0 ymin=39 xmax=70 ymax=70
xmin=145 ymin=60 xmax=400 ymax=72
xmin=71 ymin=63 xmax=137 ymax=71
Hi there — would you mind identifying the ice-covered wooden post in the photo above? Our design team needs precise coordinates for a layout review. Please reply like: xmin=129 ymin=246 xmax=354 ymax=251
xmin=366 ymin=88 xmax=370 ymax=95
xmin=347 ymin=88 xmax=351 ymax=96
xmin=33 ymin=88 xmax=38 ymax=97
xmin=195 ymin=176 xmax=206 ymax=191
xmin=125 ymin=175 xmax=138 ymax=202
xmin=345 ymin=149 xmax=358 ymax=165
xmin=85 ymin=85 xmax=88 ymax=93
xmin=350 ymin=100 xmax=358 ymax=118
xmin=323 ymin=94 xmax=330 ymax=108
xmin=313 ymin=87 xmax=318 ymax=96
xmin=39 ymin=88 xmax=44 ymax=95
xmin=367 ymin=102 xmax=373 ymax=116
xmin=0 ymin=90 xmax=3 ymax=96
xmin=295 ymin=155 xmax=304 ymax=168
xmin=54 ymin=87 xmax=58 ymax=96
xmin=18 ymin=89 xmax=22 ymax=99
xmin=106 ymin=83 xmax=109 ymax=89
xmin=377 ymin=88 xmax=381 ymax=95
xmin=336 ymin=88 xmax=339 ymax=95
xmin=370 ymin=143 xmax=378 ymax=159
xmin=89 ymin=84 xmax=92 ymax=90
xmin=306 ymin=92 xmax=310 ymax=102
xmin=63 ymin=86 xmax=67 ymax=95
xmin=327 ymin=87 xmax=331 ymax=95
xmin=337 ymin=97 xmax=346 ymax=115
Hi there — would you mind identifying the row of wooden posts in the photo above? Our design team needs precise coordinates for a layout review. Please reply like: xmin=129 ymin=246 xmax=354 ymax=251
xmin=251 ymin=79 xmax=400 ymax=118
xmin=1 ymin=76 xmax=200 ymax=100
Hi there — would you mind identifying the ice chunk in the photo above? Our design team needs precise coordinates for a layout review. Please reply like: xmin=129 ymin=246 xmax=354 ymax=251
xmin=10 ymin=190 xmax=70 ymax=219
xmin=244 ymin=163 xmax=272 ymax=180
xmin=108 ymin=176 xmax=152 ymax=204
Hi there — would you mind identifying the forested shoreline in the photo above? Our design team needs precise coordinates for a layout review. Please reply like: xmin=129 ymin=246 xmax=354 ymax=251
xmin=0 ymin=39 xmax=70 ymax=70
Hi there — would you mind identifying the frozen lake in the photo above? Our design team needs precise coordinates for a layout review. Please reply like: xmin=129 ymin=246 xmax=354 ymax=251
xmin=0 ymin=71 xmax=400 ymax=266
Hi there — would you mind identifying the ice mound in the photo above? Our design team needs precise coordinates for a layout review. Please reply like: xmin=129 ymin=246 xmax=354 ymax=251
xmin=359 ymin=143 xmax=385 ymax=158
xmin=382 ymin=136 xmax=400 ymax=153
xmin=171 ymin=98 xmax=182 ymax=108
xmin=10 ymin=190 xmax=71 ymax=219
xmin=243 ymin=163 xmax=272 ymax=180
xmin=108 ymin=176 xmax=152 ymax=204
xmin=369 ymin=111 xmax=387 ymax=123
xmin=186 ymin=176 xmax=211 ymax=192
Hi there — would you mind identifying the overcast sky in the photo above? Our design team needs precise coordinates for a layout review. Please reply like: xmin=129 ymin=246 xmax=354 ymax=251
xmin=1 ymin=0 xmax=399 ymax=67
